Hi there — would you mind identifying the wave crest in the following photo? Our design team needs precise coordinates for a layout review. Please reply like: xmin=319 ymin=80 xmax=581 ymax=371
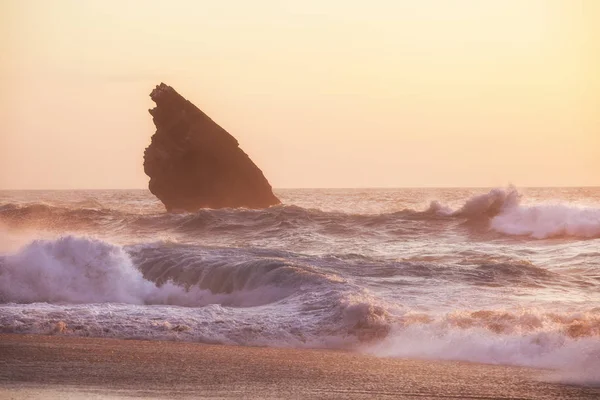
xmin=0 ymin=235 xmax=353 ymax=309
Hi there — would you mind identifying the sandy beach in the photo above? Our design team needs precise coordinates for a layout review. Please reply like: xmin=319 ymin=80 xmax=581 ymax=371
xmin=0 ymin=334 xmax=597 ymax=399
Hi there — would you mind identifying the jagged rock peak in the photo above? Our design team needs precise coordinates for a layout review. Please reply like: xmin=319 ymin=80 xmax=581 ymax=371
xmin=150 ymin=82 xmax=172 ymax=99
xmin=143 ymin=83 xmax=280 ymax=212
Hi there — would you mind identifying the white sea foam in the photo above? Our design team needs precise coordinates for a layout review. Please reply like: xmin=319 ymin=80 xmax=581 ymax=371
xmin=0 ymin=236 xmax=175 ymax=304
xmin=365 ymin=310 xmax=600 ymax=386
xmin=1 ymin=295 xmax=597 ymax=386
xmin=491 ymin=203 xmax=600 ymax=239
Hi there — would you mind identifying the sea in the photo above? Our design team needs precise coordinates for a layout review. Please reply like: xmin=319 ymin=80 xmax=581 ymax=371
xmin=1 ymin=187 xmax=599 ymax=384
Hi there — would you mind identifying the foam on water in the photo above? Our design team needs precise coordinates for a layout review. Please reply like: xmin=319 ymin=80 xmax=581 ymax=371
xmin=367 ymin=316 xmax=600 ymax=386
xmin=0 ymin=236 xmax=186 ymax=305
xmin=491 ymin=203 xmax=600 ymax=239
xmin=1 ymin=187 xmax=599 ymax=386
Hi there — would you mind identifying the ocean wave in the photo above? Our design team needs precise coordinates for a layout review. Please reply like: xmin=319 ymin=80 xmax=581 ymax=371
xmin=0 ymin=234 xmax=597 ymax=383
xmin=0 ymin=237 xmax=594 ymax=340
xmin=0 ymin=236 xmax=348 ymax=307
xmin=0 ymin=202 xmax=119 ymax=231
xmin=469 ymin=260 xmax=558 ymax=288
xmin=129 ymin=241 xmax=346 ymax=306
xmin=426 ymin=186 xmax=521 ymax=218
xmin=0 ymin=236 xmax=191 ymax=305
xmin=3 ymin=188 xmax=600 ymax=240
xmin=0 ymin=234 xmax=587 ymax=308
xmin=0 ymin=236 xmax=395 ymax=346
xmin=427 ymin=187 xmax=600 ymax=239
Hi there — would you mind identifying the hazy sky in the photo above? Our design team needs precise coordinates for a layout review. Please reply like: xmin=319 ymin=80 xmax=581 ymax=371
xmin=1 ymin=0 xmax=598 ymax=189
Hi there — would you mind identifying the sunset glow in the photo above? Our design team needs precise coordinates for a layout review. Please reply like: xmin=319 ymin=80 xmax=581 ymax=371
xmin=2 ymin=3 xmax=600 ymax=396
xmin=1 ymin=0 xmax=598 ymax=189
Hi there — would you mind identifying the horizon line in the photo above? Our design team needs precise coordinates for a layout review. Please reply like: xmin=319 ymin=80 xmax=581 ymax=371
xmin=2 ymin=185 xmax=600 ymax=191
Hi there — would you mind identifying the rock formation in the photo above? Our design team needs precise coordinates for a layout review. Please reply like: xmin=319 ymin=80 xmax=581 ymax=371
xmin=144 ymin=83 xmax=280 ymax=211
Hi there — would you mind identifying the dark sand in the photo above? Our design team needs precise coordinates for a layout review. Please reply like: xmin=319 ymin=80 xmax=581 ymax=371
xmin=0 ymin=334 xmax=598 ymax=399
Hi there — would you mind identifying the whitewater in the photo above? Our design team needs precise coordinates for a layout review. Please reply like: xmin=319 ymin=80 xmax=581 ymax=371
xmin=1 ymin=187 xmax=599 ymax=385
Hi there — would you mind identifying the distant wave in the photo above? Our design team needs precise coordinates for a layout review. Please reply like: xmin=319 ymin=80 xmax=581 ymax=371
xmin=435 ymin=187 xmax=600 ymax=239
xmin=427 ymin=186 xmax=521 ymax=218
xmin=2 ymin=187 xmax=600 ymax=240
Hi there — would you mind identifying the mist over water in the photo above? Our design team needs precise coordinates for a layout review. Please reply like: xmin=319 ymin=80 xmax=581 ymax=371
xmin=1 ymin=187 xmax=599 ymax=385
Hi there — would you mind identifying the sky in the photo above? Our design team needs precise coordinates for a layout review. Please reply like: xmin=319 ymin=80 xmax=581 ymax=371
xmin=1 ymin=0 xmax=598 ymax=189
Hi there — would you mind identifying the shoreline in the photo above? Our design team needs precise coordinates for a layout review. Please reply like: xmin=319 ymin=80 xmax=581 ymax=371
xmin=1 ymin=334 xmax=598 ymax=399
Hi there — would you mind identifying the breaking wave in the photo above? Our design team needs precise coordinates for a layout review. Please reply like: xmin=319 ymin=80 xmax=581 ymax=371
xmin=0 ymin=236 xmax=200 ymax=305
xmin=2 ymin=235 xmax=584 ymax=309
xmin=0 ymin=236 xmax=343 ymax=307
xmin=0 ymin=236 xmax=393 ymax=344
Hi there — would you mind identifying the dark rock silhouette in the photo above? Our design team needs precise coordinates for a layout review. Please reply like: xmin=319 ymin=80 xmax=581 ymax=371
xmin=144 ymin=83 xmax=280 ymax=211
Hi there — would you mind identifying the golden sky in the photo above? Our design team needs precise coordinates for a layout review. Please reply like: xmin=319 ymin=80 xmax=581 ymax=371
xmin=1 ymin=0 xmax=598 ymax=189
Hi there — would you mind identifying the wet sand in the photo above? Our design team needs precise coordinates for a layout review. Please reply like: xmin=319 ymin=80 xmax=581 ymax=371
xmin=0 ymin=334 xmax=598 ymax=399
